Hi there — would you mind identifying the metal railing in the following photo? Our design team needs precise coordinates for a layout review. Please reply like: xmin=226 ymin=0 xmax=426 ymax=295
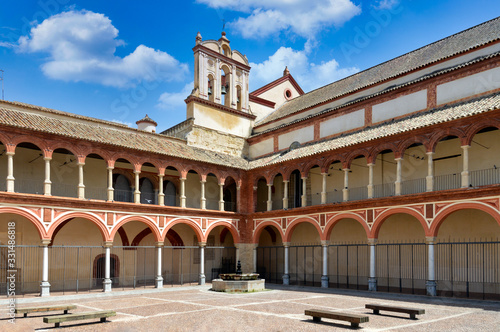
xmin=470 ymin=167 xmax=500 ymax=187
xmin=51 ymin=183 xmax=79 ymax=198
xmin=328 ymin=243 xmax=369 ymax=290
xmin=14 ymin=178 xmax=44 ymax=195
xmin=349 ymin=186 xmax=368 ymax=201
xmin=401 ymin=178 xmax=426 ymax=195
xmin=373 ymin=182 xmax=395 ymax=198
xmin=434 ymin=173 xmax=461 ymax=191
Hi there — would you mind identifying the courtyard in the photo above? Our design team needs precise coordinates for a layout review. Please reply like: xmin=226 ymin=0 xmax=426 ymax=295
xmin=1 ymin=284 xmax=499 ymax=331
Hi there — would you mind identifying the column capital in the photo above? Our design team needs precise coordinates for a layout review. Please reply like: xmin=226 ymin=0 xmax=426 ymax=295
xmin=461 ymin=144 xmax=471 ymax=149
xmin=134 ymin=169 xmax=141 ymax=175
xmin=321 ymin=240 xmax=329 ymax=246
xmin=107 ymin=165 xmax=114 ymax=170
xmin=425 ymin=236 xmax=437 ymax=244
xmin=198 ymin=242 xmax=207 ymax=247
xmin=426 ymin=151 xmax=434 ymax=156
xmin=40 ymin=239 xmax=51 ymax=246
xmin=283 ymin=242 xmax=290 ymax=248
xmin=367 ymin=238 xmax=378 ymax=245
xmin=103 ymin=241 xmax=113 ymax=248
xmin=77 ymin=161 xmax=85 ymax=166
xmin=43 ymin=156 xmax=52 ymax=161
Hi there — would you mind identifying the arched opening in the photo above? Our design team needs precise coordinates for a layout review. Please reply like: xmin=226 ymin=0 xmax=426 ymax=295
xmin=85 ymin=153 xmax=107 ymax=200
xmin=185 ymin=170 xmax=201 ymax=209
xmin=164 ymin=166 xmax=180 ymax=206
xmin=50 ymin=147 xmax=79 ymax=198
xmin=139 ymin=177 xmax=155 ymax=204
xmin=205 ymin=173 xmax=219 ymax=210
xmin=469 ymin=127 xmax=500 ymax=187
xmin=289 ymin=170 xmax=303 ymax=208
xmin=14 ymin=142 xmax=45 ymax=195
xmin=377 ymin=213 xmax=427 ymax=294
xmin=93 ymin=255 xmax=119 ymax=287
xmin=205 ymin=225 xmax=236 ymax=281
xmin=328 ymin=218 xmax=369 ymax=290
xmin=256 ymin=224 xmax=284 ymax=284
xmin=236 ymin=85 xmax=242 ymax=111
xmin=434 ymin=135 xmax=462 ymax=190
xmin=223 ymin=176 xmax=237 ymax=212
xmin=255 ymin=177 xmax=268 ymax=212
xmin=289 ymin=222 xmax=321 ymax=286
xmin=271 ymin=173 xmax=284 ymax=210
xmin=220 ymin=66 xmax=231 ymax=107
xmin=207 ymin=73 xmax=215 ymax=103
xmin=435 ymin=209 xmax=500 ymax=299
xmin=113 ymin=158 xmax=134 ymax=202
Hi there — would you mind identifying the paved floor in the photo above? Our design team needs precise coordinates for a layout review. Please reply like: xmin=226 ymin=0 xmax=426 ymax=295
xmin=1 ymin=284 xmax=499 ymax=331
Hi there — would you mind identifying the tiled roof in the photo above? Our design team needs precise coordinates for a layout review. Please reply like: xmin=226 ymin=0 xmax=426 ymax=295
xmin=255 ymin=16 xmax=500 ymax=128
xmin=0 ymin=102 xmax=249 ymax=169
xmin=249 ymin=92 xmax=500 ymax=169
xmin=136 ymin=114 xmax=157 ymax=126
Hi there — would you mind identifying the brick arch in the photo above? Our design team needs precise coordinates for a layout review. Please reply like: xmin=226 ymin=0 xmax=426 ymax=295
xmin=464 ymin=123 xmax=500 ymax=146
xmin=205 ymin=221 xmax=240 ymax=243
xmin=139 ymin=173 xmax=159 ymax=191
xmin=206 ymin=171 xmax=222 ymax=183
xmin=269 ymin=172 xmax=284 ymax=184
xmin=138 ymin=159 xmax=160 ymax=172
xmin=398 ymin=135 xmax=431 ymax=155
xmin=0 ymin=132 xmax=10 ymax=145
xmin=282 ymin=167 xmax=302 ymax=182
xmin=0 ymin=207 xmax=46 ymax=240
xmin=369 ymin=143 xmax=399 ymax=164
xmin=428 ymin=129 xmax=466 ymax=152
xmin=49 ymin=144 xmax=81 ymax=159
xmin=324 ymin=213 xmax=370 ymax=240
xmin=253 ymin=174 xmax=269 ymax=187
xmin=253 ymin=220 xmax=285 ymax=244
xmin=430 ymin=202 xmax=500 ymax=238
xmin=162 ymin=218 xmax=204 ymax=244
xmin=345 ymin=150 xmax=369 ymax=168
xmin=10 ymin=135 xmax=49 ymax=152
xmin=371 ymin=208 xmax=429 ymax=238
xmin=303 ymin=162 xmax=322 ymax=176
xmin=323 ymin=158 xmax=344 ymax=174
xmin=284 ymin=217 xmax=323 ymax=242
xmin=49 ymin=212 xmax=108 ymax=241
xmin=111 ymin=216 xmax=162 ymax=242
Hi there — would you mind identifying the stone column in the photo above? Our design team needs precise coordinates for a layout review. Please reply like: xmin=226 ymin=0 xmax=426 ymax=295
xmin=6 ymin=151 xmax=15 ymax=192
xmin=44 ymin=157 xmax=52 ymax=196
xmin=367 ymin=163 xmax=374 ymax=199
xmin=103 ymin=241 xmax=112 ymax=292
xmin=267 ymin=183 xmax=273 ymax=211
xmin=321 ymin=173 xmax=327 ymax=204
xmin=134 ymin=170 xmax=141 ymax=203
xmin=283 ymin=180 xmax=289 ymax=210
xmin=368 ymin=238 xmax=377 ymax=291
xmin=426 ymin=152 xmax=434 ymax=192
xmin=180 ymin=177 xmax=186 ymax=208
xmin=461 ymin=145 xmax=470 ymax=188
xmin=395 ymin=158 xmax=402 ymax=195
xmin=200 ymin=180 xmax=206 ymax=210
xmin=321 ymin=241 xmax=329 ymax=288
xmin=283 ymin=242 xmax=290 ymax=285
xmin=40 ymin=239 xmax=51 ymax=297
xmin=342 ymin=168 xmax=350 ymax=202
xmin=301 ymin=177 xmax=307 ymax=207
xmin=253 ymin=244 xmax=258 ymax=273
xmin=158 ymin=173 xmax=165 ymax=206
xmin=77 ymin=162 xmax=85 ymax=199
xmin=219 ymin=182 xmax=224 ymax=211
xmin=426 ymin=237 xmax=437 ymax=296
xmin=199 ymin=242 xmax=206 ymax=285
xmin=107 ymin=166 xmax=114 ymax=201
xmin=155 ymin=242 xmax=163 ymax=288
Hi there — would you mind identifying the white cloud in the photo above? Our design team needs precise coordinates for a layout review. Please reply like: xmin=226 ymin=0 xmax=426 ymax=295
xmin=250 ymin=46 xmax=359 ymax=92
xmin=197 ymin=0 xmax=361 ymax=38
xmin=16 ymin=10 xmax=188 ymax=88
xmin=156 ymin=82 xmax=194 ymax=111
xmin=373 ymin=0 xmax=399 ymax=10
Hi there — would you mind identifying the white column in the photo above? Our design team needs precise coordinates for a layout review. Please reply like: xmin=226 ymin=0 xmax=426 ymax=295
xmin=158 ymin=174 xmax=165 ymax=206
xmin=77 ymin=162 xmax=85 ymax=199
xmin=283 ymin=242 xmax=290 ymax=285
xmin=134 ymin=170 xmax=141 ymax=203
xmin=461 ymin=145 xmax=470 ymax=188
xmin=200 ymin=180 xmax=206 ymax=209
xmin=426 ymin=237 xmax=437 ymax=296
xmin=342 ymin=168 xmax=350 ymax=202
xmin=103 ymin=242 xmax=112 ymax=292
xmin=180 ymin=178 xmax=186 ymax=208
xmin=107 ymin=166 xmax=114 ymax=201
xmin=44 ymin=157 xmax=52 ymax=196
xmin=155 ymin=242 xmax=163 ymax=288
xmin=367 ymin=163 xmax=374 ymax=199
xmin=40 ymin=240 xmax=51 ymax=297
xmin=321 ymin=241 xmax=329 ymax=288
xmin=368 ymin=238 xmax=377 ymax=291
xmin=199 ymin=242 xmax=206 ymax=285
xmin=219 ymin=182 xmax=224 ymax=211
xmin=6 ymin=151 xmax=15 ymax=192
xmin=321 ymin=173 xmax=327 ymax=204
xmin=395 ymin=158 xmax=402 ymax=195
xmin=426 ymin=152 xmax=434 ymax=192
xmin=283 ymin=180 xmax=289 ymax=209
xmin=267 ymin=183 xmax=273 ymax=211
xmin=301 ymin=177 xmax=307 ymax=207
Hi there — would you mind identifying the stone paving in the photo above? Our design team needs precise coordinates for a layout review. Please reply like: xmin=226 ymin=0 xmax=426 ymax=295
xmin=1 ymin=284 xmax=499 ymax=331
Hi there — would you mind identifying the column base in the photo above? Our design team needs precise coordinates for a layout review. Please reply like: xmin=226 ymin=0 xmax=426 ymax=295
xmin=282 ymin=274 xmax=290 ymax=285
xmin=155 ymin=276 xmax=163 ymax=288
xmin=103 ymin=279 xmax=112 ymax=292
xmin=321 ymin=276 xmax=329 ymax=288
xmin=426 ymin=280 xmax=437 ymax=296
xmin=368 ymin=278 xmax=377 ymax=292
xmin=199 ymin=274 xmax=206 ymax=285
xmin=40 ymin=281 xmax=51 ymax=297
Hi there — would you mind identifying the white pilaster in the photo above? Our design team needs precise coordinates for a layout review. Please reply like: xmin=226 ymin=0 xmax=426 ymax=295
xmin=180 ymin=178 xmax=186 ymax=208
xmin=6 ymin=151 xmax=15 ymax=192
xmin=368 ymin=238 xmax=377 ymax=291
xmin=158 ymin=174 xmax=165 ymax=206
xmin=426 ymin=237 xmax=437 ymax=296
xmin=103 ymin=242 xmax=112 ymax=292
xmin=77 ymin=162 xmax=85 ymax=199
xmin=155 ymin=242 xmax=163 ymax=288
xmin=44 ymin=157 xmax=52 ymax=196
xmin=321 ymin=241 xmax=329 ymax=288
xmin=107 ymin=166 xmax=114 ymax=201
xmin=40 ymin=239 xmax=51 ymax=297
xmin=219 ymin=182 xmax=224 ymax=211
xmin=200 ymin=180 xmax=206 ymax=210
xmin=134 ymin=170 xmax=141 ymax=203
xmin=199 ymin=242 xmax=206 ymax=285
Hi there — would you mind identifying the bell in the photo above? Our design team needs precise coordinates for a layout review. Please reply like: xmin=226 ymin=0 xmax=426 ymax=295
xmin=221 ymin=84 xmax=228 ymax=95
xmin=208 ymin=86 xmax=212 ymax=95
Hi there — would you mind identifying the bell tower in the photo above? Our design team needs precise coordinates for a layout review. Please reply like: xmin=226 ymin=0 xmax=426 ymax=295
xmin=181 ymin=32 xmax=255 ymax=157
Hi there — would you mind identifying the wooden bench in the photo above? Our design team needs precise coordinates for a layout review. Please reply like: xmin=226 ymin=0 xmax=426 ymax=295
xmin=365 ymin=304 xmax=425 ymax=320
xmin=15 ymin=305 xmax=77 ymax=318
xmin=305 ymin=309 xmax=369 ymax=328
xmin=43 ymin=310 xmax=116 ymax=328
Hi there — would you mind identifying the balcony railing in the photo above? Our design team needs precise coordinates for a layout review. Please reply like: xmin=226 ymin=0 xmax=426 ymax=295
xmin=401 ymin=178 xmax=426 ymax=195
xmin=435 ymin=173 xmax=461 ymax=191
xmin=350 ymin=186 xmax=368 ymax=201
xmin=14 ymin=178 xmax=44 ymax=195
xmin=470 ymin=167 xmax=500 ymax=187
xmin=373 ymin=182 xmax=395 ymax=198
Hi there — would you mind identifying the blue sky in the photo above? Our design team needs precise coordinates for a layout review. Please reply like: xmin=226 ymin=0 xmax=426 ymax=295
xmin=1 ymin=0 xmax=499 ymax=131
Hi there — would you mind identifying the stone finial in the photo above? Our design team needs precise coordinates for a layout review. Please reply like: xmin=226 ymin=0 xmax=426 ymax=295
xmin=196 ymin=31 xmax=202 ymax=45
xmin=283 ymin=66 xmax=290 ymax=76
